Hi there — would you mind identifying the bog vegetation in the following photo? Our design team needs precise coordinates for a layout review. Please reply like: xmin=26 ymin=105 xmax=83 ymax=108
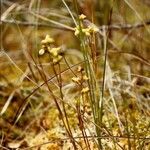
xmin=0 ymin=0 xmax=150 ymax=149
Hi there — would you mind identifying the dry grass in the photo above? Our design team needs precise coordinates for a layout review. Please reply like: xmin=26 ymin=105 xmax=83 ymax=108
xmin=0 ymin=0 xmax=150 ymax=149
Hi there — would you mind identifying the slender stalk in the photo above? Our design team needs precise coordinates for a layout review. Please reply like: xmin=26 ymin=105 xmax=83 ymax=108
xmin=52 ymin=62 xmax=77 ymax=149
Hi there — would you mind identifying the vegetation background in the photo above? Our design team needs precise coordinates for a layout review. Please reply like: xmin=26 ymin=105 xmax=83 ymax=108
xmin=0 ymin=0 xmax=150 ymax=149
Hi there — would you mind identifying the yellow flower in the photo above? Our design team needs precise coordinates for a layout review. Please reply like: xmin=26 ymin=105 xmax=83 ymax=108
xmin=53 ymin=55 xmax=62 ymax=64
xmin=39 ymin=49 xmax=45 ymax=55
xmin=77 ymin=66 xmax=83 ymax=72
xmin=79 ymin=14 xmax=86 ymax=20
xmin=49 ymin=47 xmax=61 ymax=57
xmin=83 ymin=75 xmax=89 ymax=81
xmin=72 ymin=77 xmax=80 ymax=84
xmin=88 ymin=25 xmax=99 ymax=33
xmin=82 ymin=28 xmax=91 ymax=36
xmin=81 ymin=87 xmax=89 ymax=94
xmin=74 ymin=26 xmax=80 ymax=36
xmin=41 ymin=35 xmax=54 ymax=45
xmin=74 ymin=26 xmax=91 ymax=37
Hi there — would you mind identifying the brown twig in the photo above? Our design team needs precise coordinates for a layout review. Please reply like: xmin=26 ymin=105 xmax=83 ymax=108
xmin=0 ymin=19 xmax=73 ymax=31
xmin=83 ymin=19 xmax=150 ymax=31
xmin=1 ymin=18 xmax=150 ymax=31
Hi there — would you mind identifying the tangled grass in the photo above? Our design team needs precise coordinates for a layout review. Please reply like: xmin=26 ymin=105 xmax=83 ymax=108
xmin=0 ymin=0 xmax=150 ymax=149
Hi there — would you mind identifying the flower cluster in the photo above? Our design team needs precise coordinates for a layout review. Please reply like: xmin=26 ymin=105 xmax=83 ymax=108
xmin=39 ymin=35 xmax=62 ymax=64
xmin=74 ymin=14 xmax=99 ymax=37
xmin=72 ymin=66 xmax=89 ymax=94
